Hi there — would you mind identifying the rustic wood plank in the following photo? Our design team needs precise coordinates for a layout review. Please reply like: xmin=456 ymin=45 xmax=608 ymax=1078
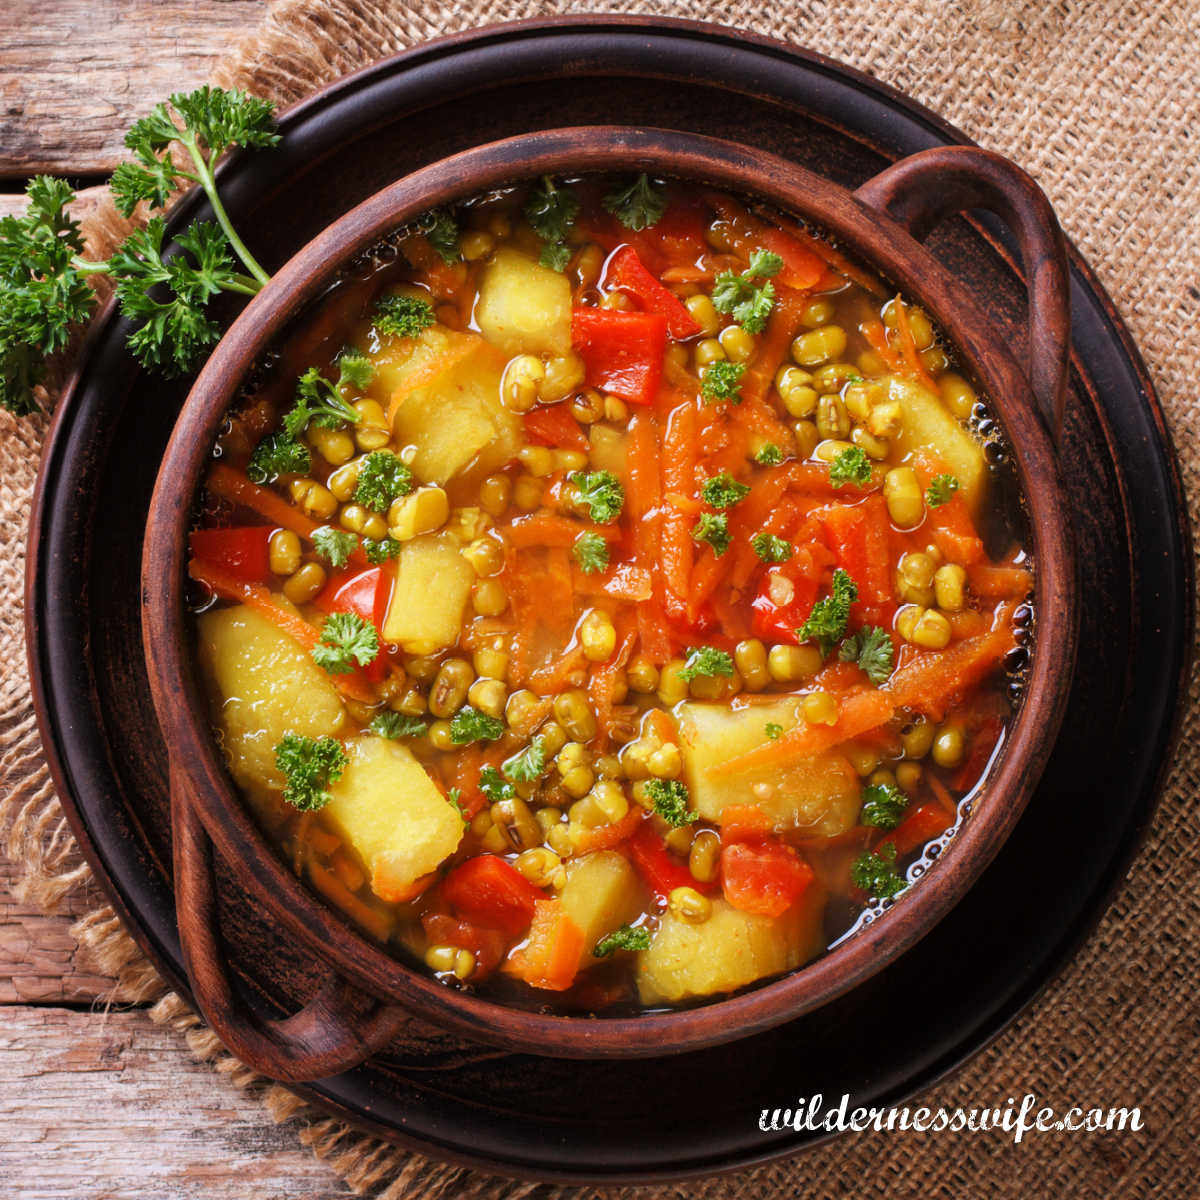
xmin=0 ymin=1006 xmax=354 ymax=1198
xmin=0 ymin=853 xmax=141 ymax=1005
xmin=0 ymin=0 xmax=266 ymax=175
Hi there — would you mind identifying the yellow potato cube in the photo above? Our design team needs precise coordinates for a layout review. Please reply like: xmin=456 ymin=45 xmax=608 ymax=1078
xmin=560 ymin=851 xmax=646 ymax=965
xmin=381 ymin=532 xmax=474 ymax=653
xmin=475 ymin=248 xmax=572 ymax=358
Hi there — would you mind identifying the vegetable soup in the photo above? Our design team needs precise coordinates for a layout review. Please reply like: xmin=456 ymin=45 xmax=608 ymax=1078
xmin=187 ymin=174 xmax=1032 ymax=1011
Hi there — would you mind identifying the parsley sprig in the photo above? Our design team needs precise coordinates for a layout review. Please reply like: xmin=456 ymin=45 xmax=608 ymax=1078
xmin=860 ymin=782 xmax=908 ymax=831
xmin=368 ymin=711 xmax=428 ymax=739
xmin=312 ymin=526 xmax=357 ymax=568
xmin=926 ymin=473 xmax=960 ymax=508
xmin=593 ymin=924 xmax=652 ymax=957
xmin=373 ymin=292 xmax=435 ymax=339
xmin=691 ymin=511 xmax=731 ymax=557
xmin=274 ymin=733 xmax=347 ymax=812
xmin=0 ymin=87 xmax=279 ymax=415
xmin=354 ymin=451 xmax=414 ymax=513
xmin=701 ymin=359 xmax=745 ymax=405
xmin=524 ymin=176 xmax=578 ymax=272
xmin=701 ymin=472 xmax=750 ymax=509
xmin=643 ymin=778 xmax=696 ymax=828
xmin=829 ymin=445 xmax=872 ymax=488
xmin=678 ymin=646 xmax=734 ymax=683
xmin=450 ymin=706 xmax=505 ymax=745
xmin=312 ymin=612 xmax=379 ymax=675
xmin=711 ymin=248 xmax=783 ymax=334
xmin=751 ymin=532 xmax=793 ymax=564
xmin=799 ymin=568 xmax=858 ymax=656
xmin=603 ymin=174 xmax=667 ymax=231
xmin=572 ymin=470 xmax=625 ymax=524
xmin=839 ymin=625 xmax=895 ymax=685
xmin=851 ymin=844 xmax=906 ymax=901
xmin=572 ymin=530 xmax=610 ymax=574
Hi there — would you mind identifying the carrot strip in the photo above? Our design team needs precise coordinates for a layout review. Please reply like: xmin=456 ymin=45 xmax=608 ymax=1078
xmin=741 ymin=288 xmax=808 ymax=408
xmin=384 ymin=335 xmax=480 ymax=415
xmin=688 ymin=546 xmax=733 ymax=623
xmin=528 ymin=643 xmax=588 ymax=695
xmin=967 ymin=563 xmax=1033 ymax=600
xmin=891 ymin=298 xmax=940 ymax=393
xmin=659 ymin=265 xmax=712 ymax=284
xmin=307 ymin=862 xmax=393 ymax=942
xmin=588 ymin=616 xmax=638 ymax=749
xmin=862 ymin=319 xmax=909 ymax=375
xmin=504 ymin=514 xmax=619 ymax=550
xmin=568 ymin=807 xmax=644 ymax=855
xmin=660 ymin=399 xmax=696 ymax=617
xmin=505 ymin=900 xmax=585 ymax=991
xmin=189 ymin=559 xmax=376 ymax=703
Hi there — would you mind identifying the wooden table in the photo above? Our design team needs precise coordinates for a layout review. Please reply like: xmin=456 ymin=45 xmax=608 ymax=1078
xmin=1 ymin=4 xmax=354 ymax=1195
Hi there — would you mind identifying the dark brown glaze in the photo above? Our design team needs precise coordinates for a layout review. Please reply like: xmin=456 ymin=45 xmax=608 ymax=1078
xmin=141 ymin=127 xmax=1077 ymax=1076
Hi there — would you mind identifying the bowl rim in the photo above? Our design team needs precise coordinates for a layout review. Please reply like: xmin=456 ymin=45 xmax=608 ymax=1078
xmin=142 ymin=125 xmax=1078 ymax=1059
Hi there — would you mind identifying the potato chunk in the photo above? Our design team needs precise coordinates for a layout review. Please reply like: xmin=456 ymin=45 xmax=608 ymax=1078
xmin=637 ymin=892 xmax=825 ymax=1005
xmin=560 ymin=851 xmax=646 ymax=965
xmin=196 ymin=605 xmax=345 ymax=801
xmin=676 ymin=700 xmax=861 ymax=837
xmin=886 ymin=375 xmax=986 ymax=511
xmin=475 ymin=248 xmax=572 ymax=357
xmin=322 ymin=735 xmax=464 ymax=902
xmin=381 ymin=532 xmax=474 ymax=653
xmin=382 ymin=329 xmax=520 ymax=484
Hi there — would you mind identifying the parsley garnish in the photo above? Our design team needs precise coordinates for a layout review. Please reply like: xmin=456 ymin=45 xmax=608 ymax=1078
xmin=602 ymin=174 xmax=667 ymax=231
xmin=751 ymin=532 xmax=793 ymax=563
xmin=282 ymin=360 xmax=365 ymax=439
xmin=594 ymin=924 xmax=652 ymax=957
xmin=829 ymin=445 xmax=872 ymax=488
xmin=851 ymin=844 xmax=906 ymax=901
xmin=572 ymin=530 xmax=610 ymax=574
xmin=524 ymin=176 xmax=578 ymax=273
xmin=274 ymin=733 xmax=346 ymax=812
xmin=691 ymin=511 xmax=731 ymax=557
xmin=354 ymin=451 xmax=414 ymax=513
xmin=572 ymin=470 xmax=625 ymax=524
xmin=765 ymin=722 xmax=783 ymax=740
xmin=926 ymin=473 xmax=960 ymax=508
xmin=711 ymin=248 xmax=782 ymax=334
xmin=246 ymin=431 xmax=310 ymax=483
xmin=799 ymin=568 xmax=858 ymax=656
xmin=312 ymin=612 xmax=379 ymax=675
xmin=450 ymin=705 xmax=505 ymax=745
xmin=839 ymin=625 xmax=895 ymax=685
xmin=418 ymin=208 xmax=460 ymax=264
xmin=447 ymin=787 xmax=468 ymax=823
xmin=701 ymin=471 xmax=751 ymax=509
xmin=678 ymin=645 xmax=734 ymax=683
xmin=311 ymin=526 xmax=357 ymax=568
xmin=701 ymin=359 xmax=745 ymax=404
xmin=755 ymin=443 xmax=784 ymax=466
xmin=368 ymin=711 xmax=427 ymax=739
xmin=503 ymin=736 xmax=546 ymax=783
xmin=478 ymin=764 xmax=514 ymax=803
xmin=0 ymin=87 xmax=278 ymax=414
xmin=860 ymin=782 xmax=908 ymax=831
xmin=643 ymin=778 xmax=696 ymax=828
xmin=362 ymin=536 xmax=402 ymax=564
xmin=373 ymin=293 xmax=435 ymax=339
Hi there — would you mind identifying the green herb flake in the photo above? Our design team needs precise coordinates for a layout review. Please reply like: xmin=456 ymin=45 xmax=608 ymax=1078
xmin=602 ymin=174 xmax=668 ymax=231
xmin=710 ymin=249 xmax=783 ymax=334
xmin=829 ymin=445 xmax=872 ymax=488
xmin=450 ymin=705 xmax=505 ymax=745
xmin=354 ymin=450 xmax=414 ymax=513
xmin=524 ymin=176 xmax=578 ymax=273
xmin=765 ymin=722 xmax=783 ymax=740
xmin=860 ymin=782 xmax=908 ymax=831
xmin=572 ymin=470 xmax=625 ymax=524
xmin=701 ymin=471 xmax=751 ymax=509
xmin=798 ymin=568 xmax=858 ymax=656
xmin=851 ymin=844 xmax=906 ymax=901
xmin=755 ymin=443 xmax=784 ymax=466
xmin=282 ymin=362 xmax=364 ymax=439
xmin=274 ymin=733 xmax=346 ymax=812
xmin=478 ymin=764 xmax=514 ymax=803
xmin=926 ymin=473 xmax=960 ymax=508
xmin=447 ymin=787 xmax=468 ymax=823
xmin=839 ymin=625 xmax=895 ymax=685
xmin=642 ymin=778 xmax=696 ymax=828
xmin=701 ymin=359 xmax=745 ymax=405
xmin=362 ymin=536 xmax=402 ymax=565
xmin=751 ymin=532 xmax=793 ymax=564
xmin=678 ymin=645 xmax=734 ymax=683
xmin=312 ymin=526 xmax=357 ymax=568
xmin=311 ymin=611 xmax=379 ymax=675
xmin=691 ymin=511 xmax=731 ymax=557
xmin=572 ymin=530 xmax=610 ymax=574
xmin=368 ymin=711 xmax=427 ymax=739
xmin=246 ymin=431 xmax=310 ymax=484
xmin=418 ymin=208 xmax=460 ymax=264
xmin=593 ymin=924 xmax=652 ymax=958
xmin=373 ymin=292 xmax=435 ymax=339
xmin=503 ymin=736 xmax=546 ymax=783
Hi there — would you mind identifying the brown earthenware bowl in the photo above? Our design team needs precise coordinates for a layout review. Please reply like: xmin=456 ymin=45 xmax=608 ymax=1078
xmin=142 ymin=126 xmax=1077 ymax=1082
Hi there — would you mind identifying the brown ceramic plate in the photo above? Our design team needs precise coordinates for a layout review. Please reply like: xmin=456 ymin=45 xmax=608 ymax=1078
xmin=26 ymin=17 xmax=1192 ymax=1181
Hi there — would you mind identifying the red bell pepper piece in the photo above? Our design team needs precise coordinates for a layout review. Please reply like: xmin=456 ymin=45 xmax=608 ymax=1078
xmin=876 ymin=803 xmax=954 ymax=861
xmin=571 ymin=307 xmax=667 ymax=406
xmin=751 ymin=549 xmax=820 ymax=644
xmin=313 ymin=566 xmax=392 ymax=681
xmin=523 ymin=403 xmax=590 ymax=451
xmin=653 ymin=197 xmax=709 ymax=260
xmin=721 ymin=840 xmax=814 ymax=917
xmin=441 ymin=855 xmax=544 ymax=938
xmin=605 ymin=245 xmax=701 ymax=339
xmin=188 ymin=526 xmax=271 ymax=584
xmin=628 ymin=822 xmax=712 ymax=903
xmin=421 ymin=912 xmax=510 ymax=977
xmin=758 ymin=227 xmax=827 ymax=291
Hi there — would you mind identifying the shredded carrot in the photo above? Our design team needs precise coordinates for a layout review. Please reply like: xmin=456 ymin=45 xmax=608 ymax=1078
xmin=528 ymin=642 xmax=588 ymax=696
xmin=926 ymin=773 xmax=958 ymax=817
xmin=688 ymin=545 xmax=733 ymax=623
xmin=588 ymin=616 xmax=638 ymax=748
xmin=891 ymin=297 xmax=940 ymax=393
xmin=643 ymin=708 xmax=677 ymax=746
xmin=384 ymin=333 xmax=480 ymax=417
xmin=718 ymin=803 xmax=775 ymax=841
xmin=741 ymin=288 xmax=809 ymax=408
xmin=568 ymin=807 xmax=643 ymax=855
xmin=189 ymin=559 xmax=376 ymax=702
xmin=966 ymin=563 xmax=1033 ymax=600
xmin=764 ymin=212 xmax=888 ymax=297
xmin=659 ymin=265 xmax=712 ymax=284
xmin=504 ymin=513 xmax=619 ymax=550
xmin=306 ymin=862 xmax=393 ymax=942
xmin=660 ymin=399 xmax=697 ymax=617
xmin=862 ymin=318 xmax=909 ymax=375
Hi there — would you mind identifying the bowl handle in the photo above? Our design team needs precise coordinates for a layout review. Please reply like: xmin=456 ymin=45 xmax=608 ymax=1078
xmin=854 ymin=146 xmax=1071 ymax=442
xmin=171 ymin=770 xmax=407 ymax=1083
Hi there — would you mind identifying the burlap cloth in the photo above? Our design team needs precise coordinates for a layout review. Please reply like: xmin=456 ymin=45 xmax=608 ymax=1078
xmin=1 ymin=1 xmax=1197 ymax=1195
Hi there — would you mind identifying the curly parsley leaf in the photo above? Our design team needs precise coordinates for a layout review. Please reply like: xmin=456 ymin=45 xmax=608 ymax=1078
xmin=312 ymin=526 xmax=357 ymax=568
xmin=540 ymin=240 xmax=572 ymax=272
xmin=503 ymin=736 xmax=546 ymax=783
xmin=450 ymin=705 xmax=505 ymax=745
xmin=594 ymin=923 xmax=652 ymax=958
xmin=368 ymin=711 xmax=428 ymax=739
xmin=312 ymin=611 xmax=379 ymax=675
xmin=926 ymin=473 xmax=960 ymax=508
xmin=754 ymin=442 xmax=784 ymax=466
xmin=860 ymin=782 xmax=908 ymax=831
xmin=851 ymin=844 xmax=906 ymax=900
xmin=274 ymin=733 xmax=346 ymax=812
xmin=839 ymin=625 xmax=895 ymax=685
xmin=525 ymin=176 xmax=578 ymax=273
xmin=691 ymin=511 xmax=731 ymax=557
xmin=751 ymin=532 xmax=793 ymax=564
xmin=282 ymin=362 xmax=364 ymax=439
xmin=354 ymin=450 xmax=414 ymax=513
xmin=362 ymin=536 xmax=402 ymax=565
xmin=799 ymin=567 xmax=858 ymax=656
xmin=710 ymin=249 xmax=782 ymax=334
xmin=572 ymin=530 xmax=610 ymax=574
xmin=572 ymin=470 xmax=625 ymax=524
xmin=417 ymin=208 xmax=460 ymax=264
xmin=602 ymin=174 xmax=667 ymax=231
xmin=829 ymin=445 xmax=872 ymax=488
xmin=247 ymin=429 xmax=312 ymax=483
xmin=643 ymin=778 xmax=696 ymax=828
xmin=701 ymin=359 xmax=745 ymax=404
xmin=765 ymin=722 xmax=783 ymax=740
xmin=701 ymin=471 xmax=750 ymax=509
xmin=747 ymin=249 xmax=783 ymax=278
xmin=478 ymin=764 xmax=514 ymax=803
xmin=678 ymin=645 xmax=734 ymax=683
xmin=373 ymin=292 xmax=435 ymax=339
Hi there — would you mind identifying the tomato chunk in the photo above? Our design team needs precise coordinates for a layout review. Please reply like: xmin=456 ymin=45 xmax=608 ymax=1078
xmin=721 ymin=840 xmax=814 ymax=917
xmin=572 ymin=308 xmax=667 ymax=406
xmin=523 ymin=403 xmax=590 ymax=450
xmin=441 ymin=855 xmax=544 ymax=938
xmin=188 ymin=526 xmax=271 ymax=584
